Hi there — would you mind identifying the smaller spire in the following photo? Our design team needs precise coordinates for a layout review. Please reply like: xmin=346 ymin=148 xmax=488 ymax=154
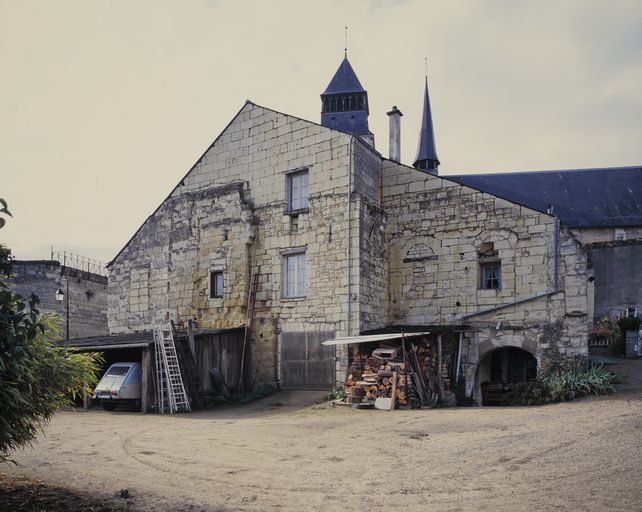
xmin=413 ymin=75 xmax=440 ymax=174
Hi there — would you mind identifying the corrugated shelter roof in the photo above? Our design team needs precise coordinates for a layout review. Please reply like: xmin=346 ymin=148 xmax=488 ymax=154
xmin=446 ymin=166 xmax=642 ymax=228
xmin=322 ymin=57 xmax=365 ymax=95
xmin=322 ymin=332 xmax=431 ymax=346
xmin=59 ymin=326 xmax=246 ymax=351
xmin=58 ymin=332 xmax=153 ymax=350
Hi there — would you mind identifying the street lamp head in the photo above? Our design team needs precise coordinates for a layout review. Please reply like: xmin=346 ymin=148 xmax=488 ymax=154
xmin=55 ymin=287 xmax=64 ymax=303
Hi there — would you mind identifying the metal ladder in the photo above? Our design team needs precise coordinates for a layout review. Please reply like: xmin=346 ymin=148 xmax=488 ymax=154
xmin=153 ymin=323 xmax=191 ymax=414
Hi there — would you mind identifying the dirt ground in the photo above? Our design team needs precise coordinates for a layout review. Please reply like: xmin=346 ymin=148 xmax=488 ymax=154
xmin=3 ymin=359 xmax=642 ymax=512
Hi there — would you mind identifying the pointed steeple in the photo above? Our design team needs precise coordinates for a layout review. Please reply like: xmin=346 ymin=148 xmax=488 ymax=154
xmin=322 ymin=57 xmax=366 ymax=95
xmin=413 ymin=77 xmax=439 ymax=174
xmin=321 ymin=57 xmax=374 ymax=147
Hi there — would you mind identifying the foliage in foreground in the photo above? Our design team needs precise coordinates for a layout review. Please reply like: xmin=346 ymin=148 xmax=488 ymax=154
xmin=501 ymin=361 xmax=616 ymax=406
xmin=0 ymin=199 xmax=102 ymax=463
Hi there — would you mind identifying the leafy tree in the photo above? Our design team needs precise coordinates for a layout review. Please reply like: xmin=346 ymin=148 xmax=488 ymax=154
xmin=0 ymin=199 xmax=102 ymax=463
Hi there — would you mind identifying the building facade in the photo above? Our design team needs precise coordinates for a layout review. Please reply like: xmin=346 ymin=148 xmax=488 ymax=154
xmin=106 ymin=56 xmax=641 ymax=403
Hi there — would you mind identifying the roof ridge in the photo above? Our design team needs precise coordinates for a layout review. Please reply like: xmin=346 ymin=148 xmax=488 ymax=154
xmin=445 ymin=165 xmax=642 ymax=177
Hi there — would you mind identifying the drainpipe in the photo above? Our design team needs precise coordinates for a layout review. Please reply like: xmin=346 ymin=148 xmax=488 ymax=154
xmin=553 ymin=215 xmax=559 ymax=291
xmin=346 ymin=136 xmax=354 ymax=335
xmin=462 ymin=215 xmax=561 ymax=320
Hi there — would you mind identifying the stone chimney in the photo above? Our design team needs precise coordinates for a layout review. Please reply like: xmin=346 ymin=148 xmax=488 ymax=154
xmin=386 ymin=106 xmax=403 ymax=162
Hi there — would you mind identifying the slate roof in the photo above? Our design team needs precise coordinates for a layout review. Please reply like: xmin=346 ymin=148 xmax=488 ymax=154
xmin=414 ymin=78 xmax=439 ymax=168
xmin=322 ymin=57 xmax=366 ymax=95
xmin=446 ymin=166 xmax=642 ymax=228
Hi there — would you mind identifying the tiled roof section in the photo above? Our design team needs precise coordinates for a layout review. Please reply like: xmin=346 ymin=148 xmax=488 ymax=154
xmin=414 ymin=78 xmax=439 ymax=168
xmin=446 ymin=166 xmax=642 ymax=228
xmin=322 ymin=57 xmax=365 ymax=95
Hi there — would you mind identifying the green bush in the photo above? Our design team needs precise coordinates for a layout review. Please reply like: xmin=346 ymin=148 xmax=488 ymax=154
xmin=500 ymin=382 xmax=549 ymax=406
xmin=541 ymin=362 xmax=616 ymax=401
xmin=325 ymin=384 xmax=346 ymax=401
xmin=206 ymin=383 xmax=276 ymax=406
xmin=617 ymin=315 xmax=641 ymax=333
xmin=1 ymin=200 xmax=102 ymax=463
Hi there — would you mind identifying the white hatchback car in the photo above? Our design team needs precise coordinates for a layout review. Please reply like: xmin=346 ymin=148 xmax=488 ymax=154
xmin=93 ymin=362 xmax=142 ymax=411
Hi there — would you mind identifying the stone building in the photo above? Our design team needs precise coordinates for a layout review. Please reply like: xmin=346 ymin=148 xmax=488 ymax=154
xmin=8 ymin=253 xmax=108 ymax=338
xmin=107 ymin=56 xmax=638 ymax=404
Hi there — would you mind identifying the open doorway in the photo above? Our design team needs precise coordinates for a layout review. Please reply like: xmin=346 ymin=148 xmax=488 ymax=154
xmin=477 ymin=347 xmax=537 ymax=405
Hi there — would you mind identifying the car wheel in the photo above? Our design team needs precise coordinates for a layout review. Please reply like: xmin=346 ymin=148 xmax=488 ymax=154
xmin=102 ymin=401 xmax=118 ymax=411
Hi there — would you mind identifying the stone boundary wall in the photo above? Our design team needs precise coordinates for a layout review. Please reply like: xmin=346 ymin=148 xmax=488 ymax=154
xmin=9 ymin=260 xmax=108 ymax=338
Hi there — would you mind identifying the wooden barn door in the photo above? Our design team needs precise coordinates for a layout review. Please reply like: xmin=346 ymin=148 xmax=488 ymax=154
xmin=280 ymin=330 xmax=335 ymax=390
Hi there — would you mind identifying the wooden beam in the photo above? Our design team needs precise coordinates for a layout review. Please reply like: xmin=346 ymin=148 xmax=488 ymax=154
xmin=141 ymin=348 xmax=153 ymax=414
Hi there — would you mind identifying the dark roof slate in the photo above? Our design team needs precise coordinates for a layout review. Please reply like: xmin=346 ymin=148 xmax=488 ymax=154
xmin=322 ymin=57 xmax=365 ymax=95
xmin=414 ymin=78 xmax=439 ymax=168
xmin=446 ymin=166 xmax=642 ymax=228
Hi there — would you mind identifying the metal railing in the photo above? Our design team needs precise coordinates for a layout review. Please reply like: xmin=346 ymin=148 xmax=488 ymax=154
xmin=51 ymin=249 xmax=108 ymax=277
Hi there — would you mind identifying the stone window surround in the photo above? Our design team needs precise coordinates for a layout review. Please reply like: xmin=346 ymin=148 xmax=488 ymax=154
xmin=210 ymin=270 xmax=224 ymax=299
xmin=281 ymin=246 xmax=307 ymax=300
xmin=480 ymin=262 xmax=502 ymax=290
xmin=478 ymin=241 xmax=502 ymax=290
xmin=285 ymin=167 xmax=309 ymax=215
xmin=208 ymin=265 xmax=225 ymax=303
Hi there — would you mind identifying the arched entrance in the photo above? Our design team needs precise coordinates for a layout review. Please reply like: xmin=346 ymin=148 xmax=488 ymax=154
xmin=476 ymin=347 xmax=537 ymax=405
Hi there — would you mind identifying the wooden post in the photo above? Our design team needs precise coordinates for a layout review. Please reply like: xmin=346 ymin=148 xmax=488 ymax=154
xmin=141 ymin=347 xmax=152 ymax=414
xmin=187 ymin=319 xmax=196 ymax=359
xmin=437 ymin=334 xmax=443 ymax=400
xmin=390 ymin=371 xmax=398 ymax=410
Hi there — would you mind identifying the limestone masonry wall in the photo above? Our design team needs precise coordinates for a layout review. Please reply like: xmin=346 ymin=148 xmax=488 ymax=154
xmin=109 ymin=103 xmax=360 ymax=383
xmin=10 ymin=261 xmax=108 ymax=338
xmin=378 ymin=161 xmax=589 ymax=394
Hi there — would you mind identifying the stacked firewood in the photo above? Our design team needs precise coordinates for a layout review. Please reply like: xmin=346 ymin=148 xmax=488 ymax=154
xmin=345 ymin=355 xmax=410 ymax=406
xmin=343 ymin=337 xmax=457 ymax=408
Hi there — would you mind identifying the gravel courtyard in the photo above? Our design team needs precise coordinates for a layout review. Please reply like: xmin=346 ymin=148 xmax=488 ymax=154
xmin=4 ymin=359 xmax=642 ymax=512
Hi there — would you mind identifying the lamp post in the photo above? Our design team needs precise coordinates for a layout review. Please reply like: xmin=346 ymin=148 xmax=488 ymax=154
xmin=55 ymin=278 xmax=70 ymax=339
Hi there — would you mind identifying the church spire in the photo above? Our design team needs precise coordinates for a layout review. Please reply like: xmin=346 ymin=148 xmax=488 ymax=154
xmin=413 ymin=76 xmax=439 ymax=174
xmin=320 ymin=57 xmax=374 ymax=147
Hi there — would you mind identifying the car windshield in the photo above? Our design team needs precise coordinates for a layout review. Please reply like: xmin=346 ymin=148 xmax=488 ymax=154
xmin=106 ymin=366 xmax=129 ymax=377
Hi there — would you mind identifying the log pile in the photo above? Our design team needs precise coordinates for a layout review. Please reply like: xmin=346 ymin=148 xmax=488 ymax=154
xmin=346 ymin=355 xmax=410 ymax=405
xmin=342 ymin=336 xmax=456 ymax=409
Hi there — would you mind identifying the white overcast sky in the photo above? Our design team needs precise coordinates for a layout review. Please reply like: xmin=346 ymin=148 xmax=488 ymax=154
xmin=2 ymin=0 xmax=642 ymax=263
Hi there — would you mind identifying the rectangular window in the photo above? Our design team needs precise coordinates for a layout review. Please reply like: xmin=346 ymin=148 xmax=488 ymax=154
xmin=283 ymin=252 xmax=306 ymax=298
xmin=210 ymin=271 xmax=224 ymax=298
xmin=481 ymin=264 xmax=502 ymax=290
xmin=287 ymin=169 xmax=309 ymax=212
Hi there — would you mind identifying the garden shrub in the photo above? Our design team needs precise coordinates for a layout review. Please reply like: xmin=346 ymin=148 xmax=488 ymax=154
xmin=541 ymin=361 xmax=616 ymax=401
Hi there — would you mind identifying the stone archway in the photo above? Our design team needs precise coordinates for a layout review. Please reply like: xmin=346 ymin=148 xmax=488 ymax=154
xmin=475 ymin=347 xmax=537 ymax=405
